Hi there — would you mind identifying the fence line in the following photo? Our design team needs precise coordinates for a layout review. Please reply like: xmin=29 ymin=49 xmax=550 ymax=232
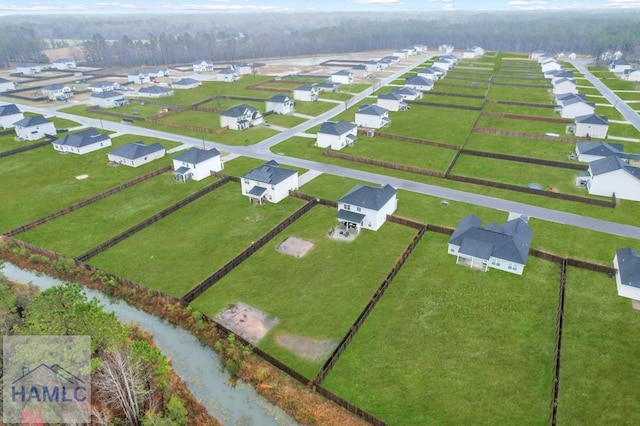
xmin=358 ymin=129 xmax=459 ymax=150
xmin=0 ymin=139 xmax=52 ymax=159
xmin=426 ymin=91 xmax=486 ymax=100
xmin=549 ymin=259 xmax=567 ymax=426
xmin=323 ymin=148 xmax=446 ymax=178
xmin=480 ymin=111 xmax=573 ymax=124
xmin=407 ymin=100 xmax=483 ymax=111
xmin=473 ymin=127 xmax=579 ymax=143
xmin=461 ymin=149 xmax=588 ymax=171
xmin=491 ymin=81 xmax=551 ymax=89
xmin=486 ymin=99 xmax=556 ymax=109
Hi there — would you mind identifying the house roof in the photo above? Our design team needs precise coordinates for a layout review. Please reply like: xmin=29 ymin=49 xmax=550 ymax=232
xmin=378 ymin=91 xmax=404 ymax=101
xmin=333 ymin=70 xmax=352 ymax=76
xmin=337 ymin=209 xmax=366 ymax=224
xmin=175 ymin=166 xmax=191 ymax=175
xmin=54 ymin=128 xmax=109 ymax=148
xmin=193 ymin=59 xmax=213 ymax=65
xmin=0 ymin=103 xmax=20 ymax=116
xmin=218 ymin=68 xmax=237 ymax=74
xmin=553 ymin=78 xmax=576 ymax=86
xmin=91 ymin=90 xmax=123 ymax=99
xmin=318 ymin=121 xmax=357 ymax=136
xmin=108 ymin=141 xmax=164 ymax=160
xmin=174 ymin=147 xmax=220 ymax=164
xmin=0 ymin=77 xmax=13 ymax=84
xmin=339 ymin=184 xmax=396 ymax=211
xmin=575 ymin=114 xmax=608 ymax=126
xmin=352 ymin=64 xmax=367 ymax=71
xmin=405 ymin=76 xmax=433 ymax=87
xmin=13 ymin=115 xmax=51 ymax=127
xmin=357 ymin=104 xmax=388 ymax=116
xmin=589 ymin=156 xmax=640 ymax=180
xmin=173 ymin=78 xmax=199 ymax=86
xmin=247 ymin=186 xmax=267 ymax=197
xmin=267 ymin=94 xmax=291 ymax=103
xmin=577 ymin=141 xmax=622 ymax=157
xmin=221 ymin=104 xmax=259 ymax=118
xmin=138 ymin=86 xmax=171 ymax=94
xmin=43 ymin=83 xmax=67 ymax=91
xmin=241 ymin=160 xmax=297 ymax=185
xmin=294 ymin=84 xmax=316 ymax=92
xmin=395 ymin=87 xmax=420 ymax=97
xmin=316 ymin=81 xmax=339 ymax=89
xmin=16 ymin=62 xmax=41 ymax=68
xmin=89 ymin=81 xmax=116 ymax=88
xmin=616 ymin=247 xmax=640 ymax=288
xmin=556 ymin=93 xmax=586 ymax=103
xmin=449 ymin=214 xmax=533 ymax=264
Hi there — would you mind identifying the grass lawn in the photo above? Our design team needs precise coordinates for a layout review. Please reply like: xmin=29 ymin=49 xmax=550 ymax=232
xmin=263 ymin=113 xmax=307 ymax=127
xmin=49 ymin=116 xmax=81 ymax=129
xmin=291 ymin=101 xmax=335 ymax=116
xmin=483 ymin=102 xmax=558 ymax=118
xmin=0 ymin=133 xmax=47 ymax=153
xmin=465 ymin=133 xmax=574 ymax=162
xmin=16 ymin=172 xmax=214 ymax=257
xmin=89 ymin=183 xmax=306 ymax=297
xmin=613 ymin=91 xmax=640 ymax=101
xmin=161 ymin=110 xmax=220 ymax=130
xmin=607 ymin=122 xmax=640 ymax=139
xmin=594 ymin=104 xmax=626 ymax=121
xmin=198 ymin=98 xmax=264 ymax=111
xmin=430 ymin=84 xmax=488 ymax=96
xmin=322 ymin=233 xmax=557 ymax=425
xmin=487 ymin=84 xmax=554 ymax=104
xmin=577 ymin=86 xmax=603 ymax=96
xmin=319 ymin=92 xmax=353 ymax=102
xmin=190 ymin=205 xmax=417 ymax=378
xmin=557 ymin=267 xmax=640 ymax=424
xmin=475 ymin=114 xmax=569 ymax=135
xmin=421 ymin=93 xmax=485 ymax=108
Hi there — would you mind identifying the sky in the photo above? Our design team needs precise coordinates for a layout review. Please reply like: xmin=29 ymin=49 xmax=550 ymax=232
xmin=0 ymin=0 xmax=639 ymax=14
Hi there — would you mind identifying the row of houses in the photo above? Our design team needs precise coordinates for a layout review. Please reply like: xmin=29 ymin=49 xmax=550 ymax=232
xmin=15 ymin=59 xmax=77 ymax=75
xmin=0 ymin=104 xmax=57 ymax=141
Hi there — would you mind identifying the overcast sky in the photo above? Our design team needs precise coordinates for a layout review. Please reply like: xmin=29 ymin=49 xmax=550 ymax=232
xmin=0 ymin=0 xmax=638 ymax=14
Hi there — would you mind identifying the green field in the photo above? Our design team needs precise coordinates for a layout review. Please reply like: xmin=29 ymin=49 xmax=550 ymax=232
xmin=475 ymin=114 xmax=569 ymax=135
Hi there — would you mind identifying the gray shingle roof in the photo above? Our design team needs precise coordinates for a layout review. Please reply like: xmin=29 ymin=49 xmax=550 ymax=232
xmin=318 ymin=121 xmax=356 ymax=136
xmin=333 ymin=70 xmax=352 ymax=76
xmin=89 ymin=81 xmax=116 ymax=89
xmin=138 ymin=86 xmax=171 ymax=94
xmin=395 ymin=87 xmax=419 ymax=97
xmin=90 ymin=90 xmax=123 ymax=99
xmin=589 ymin=156 xmax=640 ymax=180
xmin=221 ymin=104 xmax=259 ymax=118
xmin=378 ymin=91 xmax=403 ymax=101
xmin=616 ymin=247 xmax=640 ymax=288
xmin=0 ymin=77 xmax=13 ymax=84
xmin=337 ymin=209 xmax=366 ymax=224
xmin=405 ymin=76 xmax=433 ymax=86
xmin=172 ymin=78 xmax=199 ymax=86
xmin=575 ymin=114 xmax=608 ymax=126
xmin=108 ymin=141 xmax=164 ymax=160
xmin=295 ymin=84 xmax=316 ymax=92
xmin=174 ymin=147 xmax=220 ymax=164
xmin=357 ymin=104 xmax=388 ymax=116
xmin=241 ymin=160 xmax=296 ymax=185
xmin=13 ymin=115 xmax=51 ymax=127
xmin=339 ymin=184 xmax=396 ymax=211
xmin=54 ymin=128 xmax=109 ymax=148
xmin=267 ymin=94 xmax=291 ymax=103
xmin=577 ymin=141 xmax=622 ymax=157
xmin=0 ymin=103 xmax=20 ymax=116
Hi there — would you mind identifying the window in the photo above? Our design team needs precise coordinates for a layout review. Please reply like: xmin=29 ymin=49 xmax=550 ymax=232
xmin=244 ymin=179 xmax=250 ymax=184
xmin=344 ymin=204 xmax=351 ymax=211
xmin=449 ymin=247 xmax=454 ymax=253
xmin=356 ymin=207 xmax=361 ymax=212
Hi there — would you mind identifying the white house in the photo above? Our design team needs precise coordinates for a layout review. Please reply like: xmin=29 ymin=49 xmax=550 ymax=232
xmin=439 ymin=44 xmax=454 ymax=54
xmin=549 ymin=70 xmax=574 ymax=84
xmin=88 ymin=81 xmax=120 ymax=92
xmin=217 ymin=68 xmax=239 ymax=82
xmin=463 ymin=49 xmax=476 ymax=59
xmin=145 ymin=68 xmax=169 ymax=79
xmin=393 ymin=50 xmax=407 ymax=59
xmin=394 ymin=87 xmax=422 ymax=101
xmin=89 ymin=91 xmax=127 ymax=108
xmin=572 ymin=114 xmax=609 ymax=139
xmin=448 ymin=214 xmax=533 ymax=275
xmin=377 ymin=91 xmax=408 ymax=112
xmin=337 ymin=184 xmax=397 ymax=232
xmin=293 ymin=84 xmax=318 ymax=102
xmin=265 ymin=94 xmax=294 ymax=115
xmin=576 ymin=141 xmax=622 ymax=163
xmin=351 ymin=64 xmax=369 ymax=78
xmin=173 ymin=147 xmax=222 ymax=182
xmin=552 ymin=78 xmax=577 ymax=95
xmin=240 ymin=160 xmax=298 ymax=204
xmin=0 ymin=78 xmax=16 ymax=92
xmin=16 ymin=63 xmax=42 ymax=75
xmin=52 ymin=128 xmax=111 ymax=155
xmin=355 ymin=104 xmax=390 ymax=129
xmin=235 ymin=63 xmax=254 ymax=75
xmin=220 ymin=104 xmax=263 ymax=130
xmin=136 ymin=86 xmax=173 ymax=98
xmin=381 ymin=55 xmax=400 ymax=65
xmin=622 ymin=68 xmax=640 ymax=82
xmin=193 ymin=60 xmax=214 ymax=73
xmin=316 ymin=81 xmax=340 ymax=93
xmin=557 ymin=51 xmax=577 ymax=60
xmin=541 ymin=59 xmax=562 ymax=74
xmin=405 ymin=76 xmax=434 ymax=92
xmin=51 ymin=58 xmax=76 ymax=70
xmin=107 ymin=141 xmax=166 ymax=167
xmin=613 ymin=247 xmax=640 ymax=310
xmin=363 ymin=60 xmax=382 ymax=72
xmin=171 ymin=78 xmax=201 ymax=89
xmin=128 ymin=70 xmax=151 ymax=84
xmin=463 ymin=47 xmax=484 ymax=59
xmin=0 ymin=103 xmax=23 ymax=128
xmin=530 ymin=51 xmax=546 ymax=60
xmin=609 ymin=60 xmax=632 ymax=74
xmin=556 ymin=93 xmax=595 ymax=119
xmin=42 ymin=83 xmax=73 ymax=101
xmin=417 ymin=67 xmax=444 ymax=80
xmin=13 ymin=115 xmax=56 ymax=141
xmin=586 ymin=155 xmax=640 ymax=201
xmin=316 ymin=121 xmax=357 ymax=150
xmin=433 ymin=58 xmax=455 ymax=71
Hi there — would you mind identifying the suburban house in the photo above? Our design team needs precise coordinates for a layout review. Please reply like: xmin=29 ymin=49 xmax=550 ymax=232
xmin=13 ymin=115 xmax=56 ymax=141
xmin=107 ymin=141 xmax=166 ymax=167
xmin=549 ymin=70 xmax=575 ymax=83
xmin=622 ymin=68 xmax=640 ymax=82
xmin=570 ymin=114 xmax=609 ymax=139
xmin=355 ymin=104 xmax=390 ymax=129
xmin=439 ymin=44 xmax=454 ymax=54
xmin=265 ymin=94 xmax=294 ymax=115
xmin=88 ymin=81 xmax=120 ymax=92
xmin=463 ymin=46 xmax=484 ymax=58
xmin=137 ymin=86 xmax=174 ymax=98
xmin=556 ymin=93 xmax=595 ymax=119
xmin=89 ymin=91 xmax=127 ymax=108
xmin=530 ymin=51 xmax=546 ymax=60
xmin=220 ymin=104 xmax=263 ymax=130
xmin=170 ymin=78 xmax=200 ymax=89
xmin=351 ymin=64 xmax=369 ymax=78
xmin=552 ymin=78 xmax=577 ymax=95
xmin=448 ymin=214 xmax=533 ymax=275
xmin=172 ymin=147 xmax=222 ymax=182
xmin=613 ymin=247 xmax=640 ymax=310
xmin=377 ymin=91 xmax=408 ymax=112
xmin=337 ymin=184 xmax=397 ymax=232
xmin=609 ymin=60 xmax=632 ymax=73
xmin=316 ymin=81 xmax=340 ymax=92
xmin=363 ymin=60 xmax=382 ymax=72
xmin=433 ymin=58 xmax=455 ymax=71
xmin=463 ymin=49 xmax=476 ymax=59
xmin=128 ymin=70 xmax=152 ymax=84
xmin=51 ymin=58 xmax=76 ymax=70
xmin=575 ymin=141 xmax=622 ymax=162
xmin=417 ymin=67 xmax=444 ymax=80
xmin=316 ymin=121 xmax=357 ymax=150
xmin=217 ymin=68 xmax=239 ymax=82
xmin=541 ymin=59 xmax=562 ymax=74
xmin=193 ymin=60 xmax=214 ymax=73
xmin=557 ymin=51 xmax=577 ymax=59
xmin=42 ymin=83 xmax=73 ymax=101
xmin=586 ymin=155 xmax=640 ymax=201
xmin=293 ymin=84 xmax=318 ymax=102
xmin=0 ymin=78 xmax=16 ymax=92
xmin=16 ymin=63 xmax=42 ymax=75
xmin=381 ymin=55 xmax=400 ymax=65
xmin=0 ymin=103 xmax=24 ymax=128
xmin=234 ymin=63 xmax=254 ymax=75
xmin=393 ymin=50 xmax=407 ymax=59
xmin=405 ymin=76 xmax=434 ymax=92
xmin=240 ymin=160 xmax=298 ymax=204
xmin=145 ymin=68 xmax=170 ymax=79
xmin=394 ymin=87 xmax=422 ymax=101
xmin=52 ymin=128 xmax=111 ymax=155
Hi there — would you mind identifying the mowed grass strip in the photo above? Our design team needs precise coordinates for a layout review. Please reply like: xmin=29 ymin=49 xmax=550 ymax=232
xmin=0 ymin=133 xmax=45 ymax=154
xmin=322 ymin=233 xmax=557 ymax=425
xmin=190 ymin=205 xmax=417 ymax=378
xmin=486 ymin=84 xmax=554 ymax=104
xmin=15 ymin=173 xmax=214 ymax=257
xmin=557 ymin=267 xmax=640 ymax=424
xmin=89 ymin=184 xmax=305 ymax=297
xmin=465 ymin=133 xmax=574 ymax=162
xmin=291 ymin=100 xmax=336 ymax=116
xmin=475 ymin=114 xmax=568 ymax=135
xmin=0 ymin=135 xmax=178 ymax=233
xmin=483 ymin=101 xmax=559 ymax=118
xmin=263 ymin=114 xmax=307 ymax=127
xmin=607 ymin=122 xmax=640 ymax=139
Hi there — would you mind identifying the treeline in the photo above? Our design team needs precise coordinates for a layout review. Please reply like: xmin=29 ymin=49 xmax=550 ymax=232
xmin=0 ymin=10 xmax=639 ymax=68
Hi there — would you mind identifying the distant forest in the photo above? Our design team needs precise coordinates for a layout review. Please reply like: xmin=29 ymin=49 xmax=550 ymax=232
xmin=0 ymin=10 xmax=639 ymax=68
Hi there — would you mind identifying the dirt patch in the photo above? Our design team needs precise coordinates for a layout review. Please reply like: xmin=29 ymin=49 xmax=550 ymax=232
xmin=215 ymin=302 xmax=278 ymax=345
xmin=276 ymin=334 xmax=335 ymax=362
xmin=276 ymin=236 xmax=314 ymax=258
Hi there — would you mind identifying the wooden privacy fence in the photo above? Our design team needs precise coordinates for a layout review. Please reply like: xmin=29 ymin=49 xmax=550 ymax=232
xmin=549 ymin=258 xmax=568 ymax=426
xmin=481 ymin=111 xmax=573 ymax=124
xmin=406 ymin=100 xmax=483 ymax=111
xmin=473 ymin=127 xmax=579 ymax=143
xmin=0 ymin=139 xmax=51 ymax=159
xmin=4 ymin=166 xmax=172 ymax=237
xmin=86 ymin=106 xmax=142 ymax=122
xmin=323 ymin=148 xmax=446 ymax=178
xmin=461 ymin=149 xmax=588 ymax=171
xmin=426 ymin=91 xmax=486 ymax=100
xmin=289 ymin=191 xmax=338 ymax=207
xmin=75 ymin=177 xmax=231 ymax=262
xmin=486 ymin=99 xmax=556 ymax=109
xmin=357 ymin=129 xmax=459 ymax=150
xmin=490 ymin=81 xmax=551 ymax=89
xmin=315 ymin=385 xmax=388 ymax=426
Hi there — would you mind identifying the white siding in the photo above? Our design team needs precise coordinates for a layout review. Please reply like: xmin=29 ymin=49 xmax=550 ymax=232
xmin=241 ymin=173 xmax=298 ymax=204
xmin=589 ymin=169 xmax=640 ymax=201
xmin=0 ymin=113 xmax=24 ymax=128
xmin=561 ymin=103 xmax=595 ymax=119
xmin=108 ymin=149 xmax=165 ymax=168
xmin=575 ymin=122 xmax=608 ymax=138
xmin=15 ymin=122 xmax=56 ymax=141
xmin=172 ymin=156 xmax=221 ymax=181
xmin=376 ymin=98 xmax=402 ymax=112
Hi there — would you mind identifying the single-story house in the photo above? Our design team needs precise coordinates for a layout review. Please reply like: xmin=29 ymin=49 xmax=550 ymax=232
xmin=0 ymin=77 xmax=16 ymax=92
xmin=613 ymin=247 xmax=640 ymax=310
xmin=380 ymin=55 xmax=400 ymax=65
xmin=541 ymin=59 xmax=562 ymax=74
xmin=0 ymin=103 xmax=24 ymax=128
xmin=217 ymin=68 xmax=239 ymax=82
xmin=393 ymin=50 xmax=407 ymax=59
xmin=173 ymin=147 xmax=222 ymax=182
xmin=417 ymin=67 xmax=444 ymax=80
xmin=293 ymin=84 xmax=318 ymax=102
xmin=193 ymin=60 xmax=214 ymax=73
xmin=609 ymin=60 xmax=632 ymax=74
xmin=107 ymin=141 xmax=166 ymax=167
xmin=586 ymin=155 xmax=640 ymax=201
xmin=355 ymin=104 xmax=390 ymax=129
xmin=622 ymin=68 xmax=640 ymax=82
xmin=136 ymin=86 xmax=174 ymax=98
xmin=463 ymin=49 xmax=476 ymax=59
xmin=16 ymin=63 xmax=42 ymax=75
xmin=439 ymin=44 xmax=454 ymax=54
xmin=265 ymin=94 xmax=294 ymax=115
xmin=377 ymin=91 xmax=408 ymax=112
xmin=549 ymin=70 xmax=575 ymax=83
xmin=89 ymin=90 xmax=128 ymax=108
xmin=13 ymin=115 xmax=56 ymax=141
xmin=316 ymin=81 xmax=340 ymax=92
xmin=316 ymin=121 xmax=357 ymax=150
xmin=448 ymin=214 xmax=533 ymax=275
xmin=576 ymin=141 xmax=622 ymax=162
xmin=463 ymin=47 xmax=484 ymax=59
xmin=42 ymin=83 xmax=73 ymax=101
xmin=171 ymin=78 xmax=201 ymax=89
xmin=52 ymin=128 xmax=111 ymax=155
xmin=405 ymin=76 xmax=434 ymax=92
xmin=552 ymin=78 xmax=577 ymax=95
xmin=337 ymin=184 xmax=397 ymax=232
xmin=145 ymin=68 xmax=170 ymax=79
xmin=556 ymin=93 xmax=595 ymax=119
xmin=128 ymin=70 xmax=151 ymax=84
xmin=88 ymin=81 xmax=120 ymax=92
xmin=220 ymin=104 xmax=263 ymax=130
xmin=433 ymin=58 xmax=455 ymax=71
xmin=51 ymin=58 xmax=76 ymax=70
xmin=571 ymin=114 xmax=609 ymax=139
xmin=351 ymin=64 xmax=369 ymax=78
xmin=240 ymin=160 xmax=298 ymax=204
xmin=394 ymin=87 xmax=422 ymax=101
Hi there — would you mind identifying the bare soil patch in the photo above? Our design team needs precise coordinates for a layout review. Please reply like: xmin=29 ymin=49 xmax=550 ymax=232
xmin=276 ymin=236 xmax=314 ymax=258
xmin=215 ymin=302 xmax=278 ymax=345
xmin=276 ymin=334 xmax=335 ymax=362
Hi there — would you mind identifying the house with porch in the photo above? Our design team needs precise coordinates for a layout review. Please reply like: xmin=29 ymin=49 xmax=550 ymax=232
xmin=88 ymin=81 xmax=120 ymax=92
xmin=355 ymin=104 xmax=390 ymax=129
xmin=240 ymin=160 xmax=298 ymax=204
xmin=52 ymin=128 xmax=111 ymax=155
xmin=13 ymin=115 xmax=56 ymax=141
xmin=51 ymin=58 xmax=76 ymax=70
xmin=405 ymin=76 xmax=434 ymax=92
xmin=173 ymin=147 xmax=222 ymax=182
xmin=265 ymin=94 xmax=294 ymax=115
xmin=217 ymin=68 xmax=239 ymax=82
xmin=613 ymin=247 xmax=640 ymax=310
xmin=377 ymin=91 xmax=408 ymax=112
xmin=0 ymin=103 xmax=23 ymax=128
xmin=337 ymin=184 xmax=397 ymax=232
xmin=16 ymin=63 xmax=42 ymax=75
xmin=0 ymin=78 xmax=16 ymax=92
xmin=89 ymin=91 xmax=127 ymax=108
xmin=316 ymin=121 xmax=357 ymax=150
xmin=137 ymin=86 xmax=173 ymax=98
xmin=107 ymin=141 xmax=165 ymax=167
xmin=586 ymin=155 xmax=640 ymax=201
xmin=220 ymin=104 xmax=263 ymax=130
xmin=293 ymin=84 xmax=318 ymax=102
xmin=193 ymin=60 xmax=214 ymax=73
xmin=171 ymin=78 xmax=201 ymax=89
xmin=448 ymin=214 xmax=533 ymax=275
xmin=570 ymin=114 xmax=609 ymax=139
xmin=42 ymin=83 xmax=73 ymax=101
xmin=316 ymin=81 xmax=340 ymax=92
